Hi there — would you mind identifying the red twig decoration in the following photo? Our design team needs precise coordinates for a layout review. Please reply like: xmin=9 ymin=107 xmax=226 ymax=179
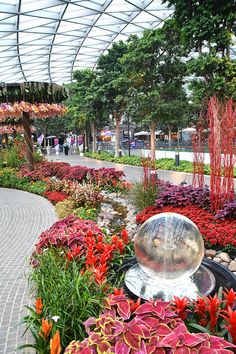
xmin=208 ymin=97 xmax=236 ymax=212
xmin=192 ymin=113 xmax=206 ymax=188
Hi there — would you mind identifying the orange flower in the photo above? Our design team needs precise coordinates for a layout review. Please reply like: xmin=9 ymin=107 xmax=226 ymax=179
xmin=35 ymin=298 xmax=43 ymax=315
xmin=50 ymin=330 xmax=61 ymax=354
xmin=40 ymin=317 xmax=53 ymax=338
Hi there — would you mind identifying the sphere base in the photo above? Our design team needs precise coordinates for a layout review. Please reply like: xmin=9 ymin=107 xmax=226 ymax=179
xmin=125 ymin=263 xmax=215 ymax=301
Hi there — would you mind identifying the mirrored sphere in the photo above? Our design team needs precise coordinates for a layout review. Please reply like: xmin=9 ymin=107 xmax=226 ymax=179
xmin=134 ymin=212 xmax=204 ymax=281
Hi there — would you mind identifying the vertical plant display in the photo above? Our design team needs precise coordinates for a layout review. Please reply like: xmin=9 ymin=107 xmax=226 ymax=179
xmin=208 ymin=97 xmax=236 ymax=212
xmin=0 ymin=82 xmax=68 ymax=171
xmin=192 ymin=114 xmax=206 ymax=188
xmin=221 ymin=99 xmax=235 ymax=203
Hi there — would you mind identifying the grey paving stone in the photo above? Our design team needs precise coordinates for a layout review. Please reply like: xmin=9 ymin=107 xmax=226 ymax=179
xmin=0 ymin=188 xmax=57 ymax=354
xmin=49 ymin=153 xmax=236 ymax=189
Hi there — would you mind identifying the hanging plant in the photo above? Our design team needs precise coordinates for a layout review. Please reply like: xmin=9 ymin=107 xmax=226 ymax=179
xmin=0 ymin=82 xmax=68 ymax=104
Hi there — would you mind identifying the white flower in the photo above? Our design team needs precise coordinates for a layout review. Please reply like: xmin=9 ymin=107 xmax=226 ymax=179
xmin=52 ymin=316 xmax=60 ymax=322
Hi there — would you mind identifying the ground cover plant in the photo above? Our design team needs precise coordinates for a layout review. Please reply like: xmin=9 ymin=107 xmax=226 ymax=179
xmin=25 ymin=216 xmax=133 ymax=352
xmin=17 ymin=161 xmax=125 ymax=190
xmin=0 ymin=167 xmax=48 ymax=195
xmin=64 ymin=289 xmax=236 ymax=353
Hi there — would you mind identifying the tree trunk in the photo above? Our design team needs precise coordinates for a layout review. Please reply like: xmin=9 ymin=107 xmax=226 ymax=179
xmin=168 ymin=124 xmax=172 ymax=147
xmin=84 ymin=129 xmax=88 ymax=152
xmin=150 ymin=121 xmax=156 ymax=161
xmin=91 ymin=121 xmax=97 ymax=153
xmin=114 ymin=114 xmax=121 ymax=158
xmin=22 ymin=111 xmax=34 ymax=171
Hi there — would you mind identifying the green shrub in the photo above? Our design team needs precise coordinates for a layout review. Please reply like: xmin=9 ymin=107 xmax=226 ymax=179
xmin=33 ymin=151 xmax=44 ymax=163
xmin=128 ymin=179 xmax=158 ymax=212
xmin=55 ymin=198 xmax=77 ymax=219
xmin=85 ymin=152 xmax=218 ymax=176
xmin=0 ymin=146 xmax=24 ymax=168
xmin=73 ymin=207 xmax=97 ymax=221
xmin=0 ymin=168 xmax=47 ymax=194
xmin=24 ymin=181 xmax=47 ymax=195
xmin=30 ymin=249 xmax=105 ymax=349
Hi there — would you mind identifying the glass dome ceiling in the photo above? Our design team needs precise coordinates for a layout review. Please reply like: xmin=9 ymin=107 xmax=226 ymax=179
xmin=0 ymin=0 xmax=235 ymax=85
xmin=0 ymin=0 xmax=175 ymax=84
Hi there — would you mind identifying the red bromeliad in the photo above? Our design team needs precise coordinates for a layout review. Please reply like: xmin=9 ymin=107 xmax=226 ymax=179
xmin=192 ymin=296 xmax=208 ymax=327
xmin=172 ymin=296 xmax=190 ymax=320
xmin=223 ymin=289 xmax=236 ymax=309
xmin=205 ymin=294 xmax=222 ymax=333
xmin=221 ymin=307 xmax=236 ymax=344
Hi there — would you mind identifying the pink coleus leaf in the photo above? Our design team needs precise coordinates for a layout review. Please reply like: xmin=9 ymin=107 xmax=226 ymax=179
xmin=173 ymin=347 xmax=191 ymax=354
xmin=198 ymin=348 xmax=234 ymax=354
xmin=116 ymin=300 xmax=131 ymax=320
xmin=124 ymin=331 xmax=141 ymax=350
xmin=135 ymin=301 xmax=169 ymax=320
xmin=156 ymin=323 xmax=173 ymax=337
xmin=88 ymin=332 xmax=101 ymax=346
xmin=140 ymin=316 xmax=160 ymax=330
xmin=80 ymin=348 xmax=94 ymax=354
xmin=83 ymin=317 xmax=96 ymax=334
xmin=133 ymin=340 xmax=148 ymax=354
xmin=97 ymin=340 xmax=111 ymax=354
xmin=159 ymin=324 xmax=204 ymax=348
xmin=198 ymin=333 xmax=236 ymax=350
xmin=131 ymin=323 xmax=151 ymax=339
xmin=115 ymin=339 xmax=131 ymax=354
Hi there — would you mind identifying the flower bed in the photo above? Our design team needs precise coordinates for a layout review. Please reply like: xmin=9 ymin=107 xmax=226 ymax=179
xmin=65 ymin=289 xmax=236 ymax=353
xmin=24 ymin=212 xmax=236 ymax=353
xmin=18 ymin=161 xmax=125 ymax=189
xmin=136 ymin=205 xmax=236 ymax=249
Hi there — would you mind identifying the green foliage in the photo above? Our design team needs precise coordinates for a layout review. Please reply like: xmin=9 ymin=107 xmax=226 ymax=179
xmin=188 ymin=55 xmax=236 ymax=102
xmin=33 ymin=151 xmax=44 ymax=164
xmin=122 ymin=21 xmax=188 ymax=128
xmin=55 ymin=198 xmax=98 ymax=221
xmin=0 ymin=145 xmax=25 ymax=168
xmin=84 ymin=152 xmax=214 ymax=175
xmin=66 ymin=69 xmax=106 ymax=137
xmin=30 ymin=249 xmax=105 ymax=349
xmin=128 ymin=180 xmax=158 ymax=212
xmin=163 ymin=0 xmax=236 ymax=105
xmin=0 ymin=168 xmax=47 ymax=195
xmin=73 ymin=207 xmax=97 ymax=221
xmin=55 ymin=198 xmax=77 ymax=219
xmin=25 ymin=181 xmax=47 ymax=195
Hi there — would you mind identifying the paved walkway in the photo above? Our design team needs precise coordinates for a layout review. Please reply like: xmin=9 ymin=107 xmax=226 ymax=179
xmin=0 ymin=188 xmax=57 ymax=354
xmin=48 ymin=153 xmax=236 ymax=189
xmin=48 ymin=153 xmax=212 ymax=186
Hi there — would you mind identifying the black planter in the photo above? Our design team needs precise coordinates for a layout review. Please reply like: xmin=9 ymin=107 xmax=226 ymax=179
xmin=117 ymin=257 xmax=236 ymax=300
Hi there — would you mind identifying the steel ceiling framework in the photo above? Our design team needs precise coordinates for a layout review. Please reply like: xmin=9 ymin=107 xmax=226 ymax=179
xmin=0 ymin=0 xmax=235 ymax=84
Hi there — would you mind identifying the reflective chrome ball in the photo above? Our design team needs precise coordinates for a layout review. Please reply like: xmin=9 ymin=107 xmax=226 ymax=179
xmin=135 ymin=212 xmax=204 ymax=280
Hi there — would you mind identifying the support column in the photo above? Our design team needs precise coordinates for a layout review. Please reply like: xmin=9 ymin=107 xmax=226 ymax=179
xmin=22 ymin=111 xmax=34 ymax=171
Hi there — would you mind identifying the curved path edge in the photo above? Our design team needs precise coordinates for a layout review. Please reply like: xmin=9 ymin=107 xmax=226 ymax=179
xmin=0 ymin=188 xmax=57 ymax=354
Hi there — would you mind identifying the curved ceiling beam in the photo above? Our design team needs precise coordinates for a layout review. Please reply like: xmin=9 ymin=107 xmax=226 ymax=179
xmin=16 ymin=0 xmax=27 ymax=81
xmin=70 ymin=0 xmax=113 ymax=81
xmin=48 ymin=1 xmax=71 ymax=82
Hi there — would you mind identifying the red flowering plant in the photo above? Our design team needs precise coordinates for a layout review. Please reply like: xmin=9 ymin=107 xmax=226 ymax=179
xmin=171 ymin=289 xmax=236 ymax=346
xmin=31 ymin=215 xmax=133 ymax=285
xmin=43 ymin=190 xmax=69 ymax=205
xmin=136 ymin=204 xmax=236 ymax=250
xmin=64 ymin=291 xmax=236 ymax=354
